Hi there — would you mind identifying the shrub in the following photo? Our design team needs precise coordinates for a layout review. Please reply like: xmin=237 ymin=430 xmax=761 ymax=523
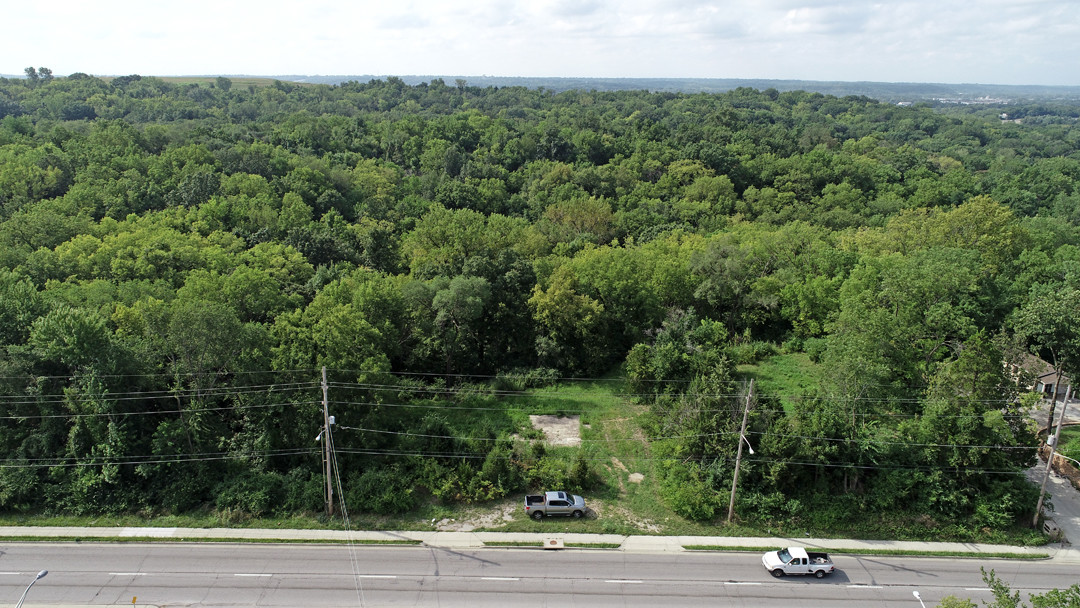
xmin=527 ymin=457 xmax=569 ymax=490
xmin=478 ymin=440 xmax=525 ymax=496
xmin=347 ymin=464 xmax=415 ymax=514
xmin=493 ymin=367 xmax=560 ymax=391
xmin=804 ymin=337 xmax=827 ymax=362
xmin=214 ymin=471 xmax=285 ymax=517
xmin=658 ymin=461 xmax=723 ymax=521
xmin=726 ymin=340 xmax=779 ymax=365
xmin=278 ymin=467 xmax=325 ymax=514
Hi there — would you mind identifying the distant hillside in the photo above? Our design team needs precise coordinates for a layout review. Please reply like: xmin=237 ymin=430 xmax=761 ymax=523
xmin=283 ymin=75 xmax=1080 ymax=104
xmin=5 ymin=72 xmax=1078 ymax=104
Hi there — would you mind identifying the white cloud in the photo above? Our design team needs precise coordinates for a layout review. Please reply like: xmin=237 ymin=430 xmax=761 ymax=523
xmin=2 ymin=0 xmax=1077 ymax=84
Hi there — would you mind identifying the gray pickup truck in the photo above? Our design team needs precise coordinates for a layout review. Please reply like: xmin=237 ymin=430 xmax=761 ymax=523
xmin=524 ymin=491 xmax=586 ymax=520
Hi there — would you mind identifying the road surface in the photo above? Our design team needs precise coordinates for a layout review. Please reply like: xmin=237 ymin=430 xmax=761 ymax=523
xmin=1 ymin=542 xmax=1073 ymax=607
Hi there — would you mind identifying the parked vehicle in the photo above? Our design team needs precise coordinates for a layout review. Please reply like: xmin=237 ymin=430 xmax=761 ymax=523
xmin=761 ymin=547 xmax=835 ymax=578
xmin=524 ymin=491 xmax=586 ymax=520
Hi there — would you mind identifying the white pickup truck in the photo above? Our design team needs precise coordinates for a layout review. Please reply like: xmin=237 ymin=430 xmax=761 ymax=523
xmin=761 ymin=547 xmax=835 ymax=578
xmin=524 ymin=491 xmax=586 ymax=520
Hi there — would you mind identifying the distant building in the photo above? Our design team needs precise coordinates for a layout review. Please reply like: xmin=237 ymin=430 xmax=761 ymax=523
xmin=1007 ymin=354 xmax=1072 ymax=400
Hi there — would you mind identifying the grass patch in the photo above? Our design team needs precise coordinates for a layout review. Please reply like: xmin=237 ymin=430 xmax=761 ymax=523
xmin=737 ymin=352 xmax=824 ymax=411
xmin=0 ymin=511 xmax=341 ymax=530
xmin=1058 ymin=425 xmax=1080 ymax=464
xmin=683 ymin=545 xmax=1049 ymax=559
xmin=0 ymin=535 xmax=421 ymax=545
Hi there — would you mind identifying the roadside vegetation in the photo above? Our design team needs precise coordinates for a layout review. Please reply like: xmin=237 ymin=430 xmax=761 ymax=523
xmin=1 ymin=71 xmax=1078 ymax=545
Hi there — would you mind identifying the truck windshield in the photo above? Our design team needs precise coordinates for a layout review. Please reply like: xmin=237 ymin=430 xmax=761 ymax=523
xmin=777 ymin=549 xmax=792 ymax=562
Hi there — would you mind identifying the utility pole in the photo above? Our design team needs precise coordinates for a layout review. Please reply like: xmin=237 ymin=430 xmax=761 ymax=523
xmin=727 ymin=379 xmax=754 ymax=524
xmin=1033 ymin=385 xmax=1072 ymax=528
xmin=321 ymin=366 xmax=334 ymax=518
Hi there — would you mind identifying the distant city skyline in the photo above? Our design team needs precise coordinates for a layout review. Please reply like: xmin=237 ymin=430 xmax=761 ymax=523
xmin=5 ymin=0 xmax=1079 ymax=86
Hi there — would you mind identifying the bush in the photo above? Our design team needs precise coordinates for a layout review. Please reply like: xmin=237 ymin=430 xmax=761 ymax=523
xmin=658 ymin=461 xmax=723 ymax=521
xmin=527 ymin=457 xmax=570 ymax=490
xmin=781 ymin=336 xmax=804 ymax=353
xmin=568 ymin=453 xmax=597 ymax=492
xmin=726 ymin=341 xmax=779 ymax=365
xmin=347 ymin=464 xmax=415 ymax=515
xmin=278 ymin=467 xmax=325 ymax=514
xmin=492 ymin=367 xmax=560 ymax=391
xmin=0 ymin=466 xmax=39 ymax=510
xmin=151 ymin=462 xmax=214 ymax=513
xmin=478 ymin=440 xmax=525 ymax=496
xmin=804 ymin=337 xmax=827 ymax=362
xmin=214 ymin=471 xmax=285 ymax=517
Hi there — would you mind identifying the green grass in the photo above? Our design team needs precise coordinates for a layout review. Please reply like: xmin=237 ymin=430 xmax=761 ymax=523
xmin=1057 ymin=425 xmax=1080 ymax=464
xmin=684 ymin=545 xmax=1049 ymax=559
xmin=0 ymin=511 xmax=343 ymax=530
xmin=737 ymin=352 xmax=824 ymax=411
xmin=0 ymin=535 xmax=421 ymax=545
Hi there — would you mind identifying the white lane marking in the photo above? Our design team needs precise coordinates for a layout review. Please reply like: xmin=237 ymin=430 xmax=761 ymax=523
xmin=235 ymin=574 xmax=272 ymax=577
xmin=605 ymin=580 xmax=643 ymax=584
xmin=0 ymin=572 xmax=23 ymax=575
xmin=482 ymin=577 xmax=520 ymax=581
xmin=110 ymin=573 xmax=146 ymax=576
xmin=358 ymin=575 xmax=397 ymax=579
xmin=847 ymin=585 xmax=883 ymax=589
xmin=725 ymin=582 xmax=763 ymax=586
xmin=966 ymin=588 xmax=992 ymax=591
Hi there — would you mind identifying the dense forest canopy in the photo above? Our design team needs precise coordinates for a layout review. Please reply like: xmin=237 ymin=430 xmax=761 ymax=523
xmin=1 ymin=72 xmax=1078 ymax=537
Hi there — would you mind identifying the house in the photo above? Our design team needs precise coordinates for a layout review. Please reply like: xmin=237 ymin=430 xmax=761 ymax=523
xmin=1006 ymin=353 xmax=1072 ymax=400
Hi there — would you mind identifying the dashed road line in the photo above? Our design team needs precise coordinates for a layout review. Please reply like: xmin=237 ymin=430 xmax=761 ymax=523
xmin=605 ymin=579 xmax=643 ymax=584
xmin=481 ymin=577 xmax=520 ymax=581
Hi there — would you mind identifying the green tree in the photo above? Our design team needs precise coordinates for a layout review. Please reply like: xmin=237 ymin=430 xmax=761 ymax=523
xmin=1012 ymin=284 xmax=1080 ymax=428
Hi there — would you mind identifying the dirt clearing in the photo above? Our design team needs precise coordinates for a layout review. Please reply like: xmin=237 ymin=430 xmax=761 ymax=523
xmin=529 ymin=414 xmax=581 ymax=446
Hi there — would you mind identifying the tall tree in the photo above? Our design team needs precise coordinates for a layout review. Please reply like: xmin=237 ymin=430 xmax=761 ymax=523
xmin=1013 ymin=284 xmax=1080 ymax=429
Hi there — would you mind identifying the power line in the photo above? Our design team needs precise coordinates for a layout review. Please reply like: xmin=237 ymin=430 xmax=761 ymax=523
xmin=0 ymin=448 xmax=319 ymax=469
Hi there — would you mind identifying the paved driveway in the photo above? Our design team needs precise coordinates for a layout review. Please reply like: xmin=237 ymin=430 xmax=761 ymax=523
xmin=1028 ymin=396 xmax=1080 ymax=544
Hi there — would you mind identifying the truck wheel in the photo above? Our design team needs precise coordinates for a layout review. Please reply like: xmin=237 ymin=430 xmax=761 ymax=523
xmin=531 ymin=510 xmax=544 ymax=520
xmin=572 ymin=510 xmax=583 ymax=519
xmin=814 ymin=570 xmax=826 ymax=578
xmin=771 ymin=569 xmax=784 ymax=578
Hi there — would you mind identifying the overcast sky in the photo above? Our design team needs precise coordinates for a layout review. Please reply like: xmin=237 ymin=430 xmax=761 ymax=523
xmin=5 ymin=0 xmax=1079 ymax=86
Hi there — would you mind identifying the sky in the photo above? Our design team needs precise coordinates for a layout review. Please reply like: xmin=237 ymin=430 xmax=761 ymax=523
xmin=5 ymin=0 xmax=1080 ymax=86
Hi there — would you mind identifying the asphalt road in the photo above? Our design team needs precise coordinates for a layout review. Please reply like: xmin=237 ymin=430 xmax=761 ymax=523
xmin=1 ymin=543 xmax=1074 ymax=607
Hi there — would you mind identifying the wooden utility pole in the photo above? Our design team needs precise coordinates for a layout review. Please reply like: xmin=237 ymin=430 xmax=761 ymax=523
xmin=321 ymin=366 xmax=334 ymax=518
xmin=727 ymin=379 xmax=754 ymax=524
xmin=1033 ymin=385 xmax=1071 ymax=528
